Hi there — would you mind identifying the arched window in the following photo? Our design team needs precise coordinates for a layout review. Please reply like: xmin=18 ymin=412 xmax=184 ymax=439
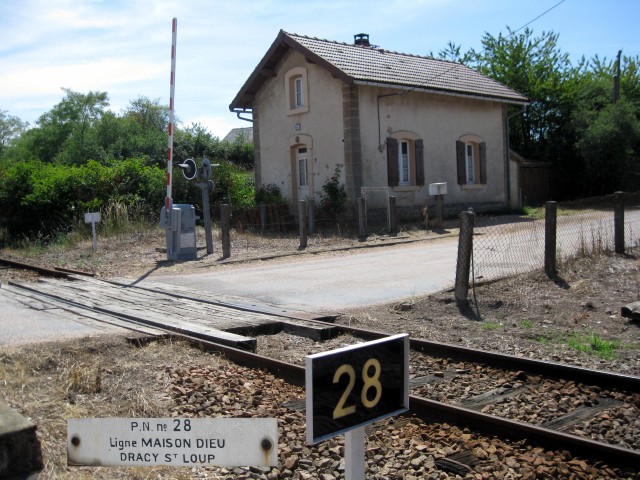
xmin=285 ymin=67 xmax=309 ymax=114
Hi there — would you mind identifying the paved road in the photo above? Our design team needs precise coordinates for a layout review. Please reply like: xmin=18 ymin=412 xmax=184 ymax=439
xmin=139 ymin=209 xmax=640 ymax=314
xmin=1 ymin=287 xmax=127 ymax=347
xmin=140 ymin=238 xmax=460 ymax=313
xmin=4 ymin=208 xmax=637 ymax=345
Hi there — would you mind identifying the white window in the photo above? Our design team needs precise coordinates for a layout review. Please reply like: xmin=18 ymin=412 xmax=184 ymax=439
xmin=466 ymin=143 xmax=475 ymax=184
xmin=387 ymin=135 xmax=425 ymax=187
xmin=298 ymin=148 xmax=308 ymax=186
xmin=399 ymin=141 xmax=411 ymax=186
xmin=456 ymin=137 xmax=486 ymax=186
xmin=285 ymin=67 xmax=309 ymax=114
xmin=294 ymin=77 xmax=303 ymax=108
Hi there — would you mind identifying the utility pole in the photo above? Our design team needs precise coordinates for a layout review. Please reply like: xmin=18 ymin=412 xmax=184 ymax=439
xmin=613 ymin=49 xmax=622 ymax=104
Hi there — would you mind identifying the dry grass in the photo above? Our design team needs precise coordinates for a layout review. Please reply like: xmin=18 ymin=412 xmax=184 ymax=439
xmin=1 ymin=221 xmax=455 ymax=282
xmin=0 ymin=336 xmax=231 ymax=479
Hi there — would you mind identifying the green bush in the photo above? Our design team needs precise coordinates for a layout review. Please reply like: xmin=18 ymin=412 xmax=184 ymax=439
xmin=211 ymin=161 xmax=255 ymax=210
xmin=319 ymin=166 xmax=347 ymax=219
xmin=255 ymin=184 xmax=284 ymax=205
xmin=0 ymin=158 xmax=165 ymax=242
xmin=168 ymin=159 xmax=256 ymax=221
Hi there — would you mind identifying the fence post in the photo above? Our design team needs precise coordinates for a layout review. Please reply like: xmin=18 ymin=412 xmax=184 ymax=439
xmin=455 ymin=211 xmax=475 ymax=302
xmin=544 ymin=201 xmax=557 ymax=277
xmin=298 ymin=200 xmax=308 ymax=249
xmin=307 ymin=201 xmax=316 ymax=234
xmin=221 ymin=204 xmax=231 ymax=259
xmin=358 ymin=196 xmax=367 ymax=241
xmin=435 ymin=194 xmax=444 ymax=229
xmin=614 ymin=191 xmax=625 ymax=254
xmin=388 ymin=195 xmax=397 ymax=234
xmin=199 ymin=184 xmax=214 ymax=255
xmin=260 ymin=203 xmax=267 ymax=233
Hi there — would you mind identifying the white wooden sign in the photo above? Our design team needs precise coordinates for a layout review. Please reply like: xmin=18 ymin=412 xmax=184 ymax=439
xmin=84 ymin=212 xmax=101 ymax=224
xmin=68 ymin=418 xmax=278 ymax=467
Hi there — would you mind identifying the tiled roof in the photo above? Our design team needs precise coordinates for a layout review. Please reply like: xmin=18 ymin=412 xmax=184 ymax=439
xmin=230 ymin=31 xmax=529 ymax=110
xmin=223 ymin=127 xmax=253 ymax=143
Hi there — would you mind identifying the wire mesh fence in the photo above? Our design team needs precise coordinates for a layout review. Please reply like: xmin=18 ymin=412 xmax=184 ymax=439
xmin=472 ymin=192 xmax=640 ymax=285
xmin=208 ymin=192 xmax=639 ymax=276
xmin=210 ymin=200 xmax=363 ymax=256
xmin=220 ymin=199 xmax=386 ymax=248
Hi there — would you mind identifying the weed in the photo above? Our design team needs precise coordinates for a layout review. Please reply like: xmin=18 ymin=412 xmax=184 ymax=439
xmin=521 ymin=319 xmax=534 ymax=329
xmin=568 ymin=332 xmax=620 ymax=360
xmin=319 ymin=166 xmax=347 ymax=219
xmin=481 ymin=321 xmax=502 ymax=330
xmin=522 ymin=205 xmax=574 ymax=220
xmin=522 ymin=205 xmax=545 ymax=219
xmin=535 ymin=334 xmax=554 ymax=345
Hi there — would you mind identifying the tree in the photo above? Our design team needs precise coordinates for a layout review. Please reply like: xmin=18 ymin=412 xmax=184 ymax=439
xmin=466 ymin=27 xmax=573 ymax=162
xmin=10 ymin=88 xmax=110 ymax=164
xmin=432 ymin=41 xmax=472 ymax=63
xmin=173 ymin=123 xmax=254 ymax=168
xmin=99 ymin=96 xmax=169 ymax=164
xmin=0 ymin=110 xmax=28 ymax=156
xmin=571 ymin=57 xmax=640 ymax=194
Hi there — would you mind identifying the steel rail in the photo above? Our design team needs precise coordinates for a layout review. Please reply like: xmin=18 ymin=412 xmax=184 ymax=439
xmin=0 ymin=256 xmax=70 ymax=278
xmin=409 ymin=394 xmax=640 ymax=469
xmin=98 ymin=277 xmax=640 ymax=393
xmin=179 ymin=336 xmax=640 ymax=470
xmin=333 ymin=324 xmax=640 ymax=393
xmin=7 ymin=262 xmax=639 ymax=392
xmin=0 ymin=256 xmax=95 ymax=278
xmin=5 ymin=259 xmax=640 ymax=467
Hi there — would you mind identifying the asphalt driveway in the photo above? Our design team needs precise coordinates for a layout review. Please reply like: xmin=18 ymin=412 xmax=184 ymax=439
xmin=139 ymin=238 xmax=459 ymax=313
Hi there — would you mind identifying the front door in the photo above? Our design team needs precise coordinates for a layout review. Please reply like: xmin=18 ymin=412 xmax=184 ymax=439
xmin=296 ymin=147 xmax=309 ymax=200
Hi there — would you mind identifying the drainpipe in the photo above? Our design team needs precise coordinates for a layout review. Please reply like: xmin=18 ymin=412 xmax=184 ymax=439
xmin=232 ymin=109 xmax=253 ymax=123
xmin=504 ymin=105 xmax=511 ymax=209
xmin=377 ymin=92 xmax=409 ymax=151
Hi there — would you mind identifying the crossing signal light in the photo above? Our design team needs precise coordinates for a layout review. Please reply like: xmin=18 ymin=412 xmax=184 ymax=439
xmin=178 ymin=158 xmax=197 ymax=180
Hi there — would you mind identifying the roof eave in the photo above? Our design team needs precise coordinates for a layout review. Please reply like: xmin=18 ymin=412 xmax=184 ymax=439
xmin=230 ymin=31 xmax=353 ymax=111
xmin=352 ymin=80 xmax=530 ymax=105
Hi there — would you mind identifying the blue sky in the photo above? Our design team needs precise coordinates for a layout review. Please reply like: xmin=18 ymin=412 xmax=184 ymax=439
xmin=1 ymin=0 xmax=638 ymax=139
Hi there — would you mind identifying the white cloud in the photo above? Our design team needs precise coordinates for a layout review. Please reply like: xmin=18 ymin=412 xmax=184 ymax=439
xmin=1 ymin=59 xmax=164 ymax=96
xmin=1 ymin=0 xmax=638 ymax=136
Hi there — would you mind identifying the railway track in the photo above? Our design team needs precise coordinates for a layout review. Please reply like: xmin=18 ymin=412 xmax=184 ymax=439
xmin=2 ymin=256 xmax=640 ymax=473
xmin=157 ymin=331 xmax=640 ymax=471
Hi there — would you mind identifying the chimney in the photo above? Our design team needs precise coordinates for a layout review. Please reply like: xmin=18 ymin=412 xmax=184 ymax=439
xmin=354 ymin=33 xmax=370 ymax=47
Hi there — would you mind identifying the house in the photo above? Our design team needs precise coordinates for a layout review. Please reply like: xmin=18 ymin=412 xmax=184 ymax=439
xmin=230 ymin=31 xmax=529 ymax=217
xmin=222 ymin=127 xmax=253 ymax=144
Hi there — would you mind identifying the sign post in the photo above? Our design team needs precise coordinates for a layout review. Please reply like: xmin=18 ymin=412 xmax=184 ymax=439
xmin=305 ymin=334 xmax=409 ymax=479
xmin=345 ymin=427 xmax=366 ymax=479
xmin=83 ymin=212 xmax=101 ymax=252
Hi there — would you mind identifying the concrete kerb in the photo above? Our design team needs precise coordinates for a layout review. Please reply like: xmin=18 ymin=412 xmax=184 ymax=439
xmin=195 ymin=227 xmax=461 ymax=268
xmin=0 ymin=401 xmax=43 ymax=479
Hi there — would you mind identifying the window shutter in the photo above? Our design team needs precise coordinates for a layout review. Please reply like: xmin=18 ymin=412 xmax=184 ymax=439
xmin=456 ymin=140 xmax=466 ymax=185
xmin=479 ymin=142 xmax=487 ymax=184
xmin=387 ymin=137 xmax=399 ymax=186
xmin=415 ymin=139 xmax=425 ymax=186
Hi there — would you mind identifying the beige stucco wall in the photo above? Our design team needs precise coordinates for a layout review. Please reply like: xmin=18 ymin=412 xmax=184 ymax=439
xmin=255 ymin=53 xmax=512 ymax=213
xmin=255 ymin=51 xmax=345 ymax=205
xmin=358 ymin=86 xmax=509 ymax=209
